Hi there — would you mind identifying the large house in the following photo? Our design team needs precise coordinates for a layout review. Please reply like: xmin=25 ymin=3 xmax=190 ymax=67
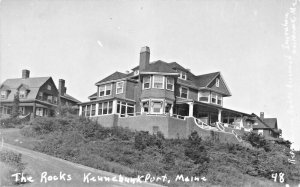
xmin=0 ymin=70 xmax=81 ymax=118
xmin=79 ymin=46 xmax=256 ymax=139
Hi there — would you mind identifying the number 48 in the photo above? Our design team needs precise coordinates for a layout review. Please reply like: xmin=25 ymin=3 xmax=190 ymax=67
xmin=272 ymin=172 xmax=285 ymax=183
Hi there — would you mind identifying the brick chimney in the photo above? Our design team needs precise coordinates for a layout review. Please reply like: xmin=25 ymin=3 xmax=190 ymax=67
xmin=58 ymin=79 xmax=66 ymax=96
xmin=22 ymin=69 xmax=30 ymax=79
xmin=260 ymin=112 xmax=264 ymax=120
xmin=139 ymin=46 xmax=150 ymax=71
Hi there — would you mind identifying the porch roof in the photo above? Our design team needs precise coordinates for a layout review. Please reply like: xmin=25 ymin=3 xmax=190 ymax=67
xmin=176 ymin=100 xmax=253 ymax=117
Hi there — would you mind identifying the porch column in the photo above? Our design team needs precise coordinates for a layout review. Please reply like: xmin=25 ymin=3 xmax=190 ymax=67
xmin=79 ymin=105 xmax=82 ymax=116
xmin=188 ymin=102 xmax=194 ymax=117
xmin=170 ymin=104 xmax=173 ymax=116
xmin=95 ymin=103 xmax=99 ymax=116
xmin=218 ymin=109 xmax=222 ymax=122
xmin=112 ymin=100 xmax=117 ymax=114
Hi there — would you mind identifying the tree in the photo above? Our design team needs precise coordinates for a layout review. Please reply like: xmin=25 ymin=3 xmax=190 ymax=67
xmin=11 ymin=91 xmax=20 ymax=118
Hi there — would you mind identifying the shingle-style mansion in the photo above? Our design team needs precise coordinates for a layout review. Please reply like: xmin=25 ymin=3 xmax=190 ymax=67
xmin=79 ymin=46 xmax=281 ymax=140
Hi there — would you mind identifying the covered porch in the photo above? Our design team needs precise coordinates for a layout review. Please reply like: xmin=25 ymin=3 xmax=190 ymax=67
xmin=174 ymin=100 xmax=254 ymax=130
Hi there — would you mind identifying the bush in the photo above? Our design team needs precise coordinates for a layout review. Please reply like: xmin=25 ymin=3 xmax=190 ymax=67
xmin=0 ymin=118 xmax=23 ymax=128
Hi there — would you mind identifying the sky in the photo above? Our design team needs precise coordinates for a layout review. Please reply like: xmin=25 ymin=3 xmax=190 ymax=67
xmin=0 ymin=0 xmax=300 ymax=149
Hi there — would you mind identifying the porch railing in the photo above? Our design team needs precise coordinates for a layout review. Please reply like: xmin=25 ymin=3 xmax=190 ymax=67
xmin=193 ymin=117 xmax=243 ymax=143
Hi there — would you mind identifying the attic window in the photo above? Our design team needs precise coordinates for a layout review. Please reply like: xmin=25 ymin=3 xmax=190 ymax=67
xmin=216 ymin=78 xmax=220 ymax=87
xmin=19 ymin=90 xmax=27 ymax=99
xmin=1 ymin=91 xmax=7 ymax=99
xmin=47 ymin=85 xmax=51 ymax=90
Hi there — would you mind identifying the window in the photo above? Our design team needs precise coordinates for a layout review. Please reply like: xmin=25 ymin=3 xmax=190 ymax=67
xmin=47 ymin=95 xmax=53 ymax=103
xmin=47 ymin=85 xmax=51 ymax=90
xmin=36 ymin=107 xmax=43 ymax=116
xmin=99 ymin=86 xmax=105 ymax=96
xmin=98 ymin=103 xmax=103 ymax=115
xmin=38 ymin=92 xmax=43 ymax=100
xmin=178 ymin=70 xmax=187 ymax=80
xmin=117 ymin=101 xmax=135 ymax=117
xmin=108 ymin=101 xmax=113 ymax=114
xmin=211 ymin=93 xmax=217 ymax=104
xmin=216 ymin=78 xmax=220 ymax=87
xmin=106 ymin=84 xmax=112 ymax=95
xmin=153 ymin=75 xmax=164 ymax=89
xmin=180 ymin=87 xmax=188 ymax=99
xmin=116 ymin=81 xmax=124 ymax=94
xmin=103 ymin=102 xmax=108 ymax=114
xmin=199 ymin=91 xmax=210 ymax=102
xmin=166 ymin=77 xmax=174 ymax=91
xmin=142 ymin=101 xmax=149 ymax=113
xmin=153 ymin=126 xmax=159 ymax=135
xmin=134 ymin=70 xmax=139 ymax=75
xmin=53 ymin=97 xmax=58 ymax=104
xmin=99 ymin=84 xmax=112 ymax=97
xmin=1 ymin=91 xmax=7 ymax=99
xmin=151 ymin=101 xmax=163 ymax=114
xmin=19 ymin=90 xmax=26 ymax=98
xmin=258 ymin=130 xmax=263 ymax=135
xmin=86 ymin=105 xmax=91 ymax=116
xmin=165 ymin=103 xmax=172 ymax=113
xmin=19 ymin=107 xmax=25 ymax=115
xmin=91 ymin=104 xmax=96 ymax=116
xmin=217 ymin=94 xmax=222 ymax=105
xmin=143 ymin=76 xmax=151 ymax=89
xmin=82 ymin=106 xmax=86 ymax=116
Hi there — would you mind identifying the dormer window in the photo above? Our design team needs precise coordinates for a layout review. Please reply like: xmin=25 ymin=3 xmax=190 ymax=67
xmin=178 ymin=70 xmax=187 ymax=80
xmin=1 ymin=91 xmax=7 ymax=99
xmin=38 ymin=92 xmax=43 ymax=100
xmin=19 ymin=90 xmax=27 ymax=99
xmin=134 ymin=70 xmax=139 ymax=75
xmin=216 ymin=78 xmax=220 ymax=87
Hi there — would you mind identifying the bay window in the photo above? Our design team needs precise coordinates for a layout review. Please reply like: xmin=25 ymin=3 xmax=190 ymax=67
xmin=151 ymin=101 xmax=163 ymax=114
xmin=180 ymin=87 xmax=188 ymax=99
xmin=116 ymin=81 xmax=124 ymax=94
xmin=143 ymin=76 xmax=151 ymax=89
xmin=166 ymin=77 xmax=174 ymax=91
xmin=153 ymin=75 xmax=164 ymax=89
xmin=99 ymin=84 xmax=112 ymax=97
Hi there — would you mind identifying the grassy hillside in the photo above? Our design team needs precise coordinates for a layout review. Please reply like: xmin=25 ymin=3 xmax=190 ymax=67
xmin=1 ymin=113 xmax=300 ymax=187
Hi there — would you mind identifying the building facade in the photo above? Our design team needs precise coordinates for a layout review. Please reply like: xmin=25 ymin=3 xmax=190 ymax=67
xmin=0 ymin=70 xmax=80 ymax=118
xmin=79 ymin=46 xmax=256 ymax=139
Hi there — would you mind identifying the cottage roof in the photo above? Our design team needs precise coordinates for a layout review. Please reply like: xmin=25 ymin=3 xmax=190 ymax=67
xmin=263 ymin=118 xmax=278 ymax=129
xmin=96 ymin=71 xmax=128 ymax=85
xmin=61 ymin=94 xmax=81 ymax=104
xmin=0 ymin=77 xmax=51 ymax=101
